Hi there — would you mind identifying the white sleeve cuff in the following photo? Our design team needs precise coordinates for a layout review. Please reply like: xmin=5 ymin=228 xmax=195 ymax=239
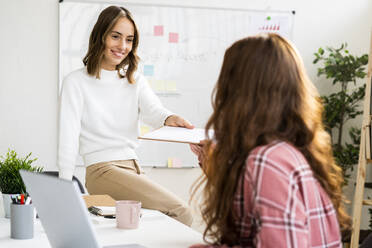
xmin=58 ymin=168 xmax=74 ymax=181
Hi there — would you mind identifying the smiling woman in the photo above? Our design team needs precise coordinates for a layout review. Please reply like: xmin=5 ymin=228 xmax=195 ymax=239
xmin=82 ymin=6 xmax=139 ymax=84
xmin=101 ymin=18 xmax=135 ymax=71
xmin=58 ymin=5 xmax=194 ymax=226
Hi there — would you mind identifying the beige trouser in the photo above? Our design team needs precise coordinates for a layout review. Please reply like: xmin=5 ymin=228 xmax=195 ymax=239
xmin=85 ymin=160 xmax=193 ymax=226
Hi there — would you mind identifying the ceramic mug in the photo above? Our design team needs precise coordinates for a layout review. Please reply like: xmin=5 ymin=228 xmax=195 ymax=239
xmin=116 ymin=200 xmax=141 ymax=229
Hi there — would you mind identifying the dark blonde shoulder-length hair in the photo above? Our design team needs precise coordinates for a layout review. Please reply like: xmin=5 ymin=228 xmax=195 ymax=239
xmin=83 ymin=6 xmax=139 ymax=84
xmin=192 ymin=33 xmax=350 ymax=245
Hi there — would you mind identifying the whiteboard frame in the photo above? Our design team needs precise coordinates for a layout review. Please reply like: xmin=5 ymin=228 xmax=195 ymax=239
xmin=59 ymin=0 xmax=295 ymax=15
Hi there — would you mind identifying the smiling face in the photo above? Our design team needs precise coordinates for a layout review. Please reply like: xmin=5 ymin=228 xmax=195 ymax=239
xmin=101 ymin=17 xmax=135 ymax=71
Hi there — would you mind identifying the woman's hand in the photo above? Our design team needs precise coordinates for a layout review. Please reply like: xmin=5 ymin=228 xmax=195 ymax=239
xmin=164 ymin=115 xmax=194 ymax=129
xmin=190 ymin=140 xmax=207 ymax=170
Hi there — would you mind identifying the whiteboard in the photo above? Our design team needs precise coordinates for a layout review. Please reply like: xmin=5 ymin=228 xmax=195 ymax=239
xmin=59 ymin=1 xmax=295 ymax=167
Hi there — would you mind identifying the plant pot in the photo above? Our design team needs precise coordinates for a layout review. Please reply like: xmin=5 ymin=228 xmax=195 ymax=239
xmin=2 ymin=193 xmax=20 ymax=218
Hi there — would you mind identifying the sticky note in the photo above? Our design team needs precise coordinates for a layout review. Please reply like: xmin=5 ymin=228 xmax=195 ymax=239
xmin=144 ymin=65 xmax=154 ymax=76
xmin=154 ymin=25 xmax=164 ymax=36
xmin=155 ymin=80 xmax=165 ymax=92
xmin=172 ymin=158 xmax=182 ymax=168
xmin=167 ymin=158 xmax=173 ymax=168
xmin=169 ymin=32 xmax=179 ymax=43
xmin=140 ymin=126 xmax=150 ymax=136
xmin=165 ymin=80 xmax=177 ymax=92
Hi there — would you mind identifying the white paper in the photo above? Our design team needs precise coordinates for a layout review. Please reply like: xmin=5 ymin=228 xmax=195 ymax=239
xmin=138 ymin=126 xmax=213 ymax=144
xmin=94 ymin=206 xmax=115 ymax=215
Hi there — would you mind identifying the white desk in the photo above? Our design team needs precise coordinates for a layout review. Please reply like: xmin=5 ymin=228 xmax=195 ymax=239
xmin=0 ymin=209 xmax=204 ymax=248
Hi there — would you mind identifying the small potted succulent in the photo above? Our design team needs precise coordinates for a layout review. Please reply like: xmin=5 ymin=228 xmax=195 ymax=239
xmin=0 ymin=149 xmax=43 ymax=218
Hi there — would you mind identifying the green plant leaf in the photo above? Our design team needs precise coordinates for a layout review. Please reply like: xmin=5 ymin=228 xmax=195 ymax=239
xmin=314 ymin=43 xmax=368 ymax=180
xmin=0 ymin=149 xmax=43 ymax=194
xmin=318 ymin=47 xmax=324 ymax=55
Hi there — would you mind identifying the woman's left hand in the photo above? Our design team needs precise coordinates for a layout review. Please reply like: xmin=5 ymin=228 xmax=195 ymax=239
xmin=190 ymin=141 xmax=207 ymax=170
xmin=164 ymin=115 xmax=194 ymax=129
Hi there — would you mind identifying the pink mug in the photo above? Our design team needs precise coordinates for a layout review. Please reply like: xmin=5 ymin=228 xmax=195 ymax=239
xmin=116 ymin=200 xmax=141 ymax=229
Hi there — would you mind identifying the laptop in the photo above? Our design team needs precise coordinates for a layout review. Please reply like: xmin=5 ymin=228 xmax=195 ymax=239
xmin=20 ymin=170 xmax=146 ymax=248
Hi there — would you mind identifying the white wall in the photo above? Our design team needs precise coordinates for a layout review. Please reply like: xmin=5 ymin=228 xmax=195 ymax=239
xmin=0 ymin=0 xmax=59 ymax=167
xmin=1 ymin=0 xmax=372 ymax=229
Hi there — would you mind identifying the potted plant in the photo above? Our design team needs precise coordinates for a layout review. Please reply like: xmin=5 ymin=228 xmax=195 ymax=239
xmin=313 ymin=43 xmax=368 ymax=242
xmin=0 ymin=149 xmax=43 ymax=218
xmin=313 ymin=43 xmax=368 ymax=178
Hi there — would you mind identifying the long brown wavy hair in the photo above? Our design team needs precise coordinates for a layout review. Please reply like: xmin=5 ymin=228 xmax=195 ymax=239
xmin=192 ymin=33 xmax=350 ymax=245
xmin=83 ymin=6 xmax=139 ymax=84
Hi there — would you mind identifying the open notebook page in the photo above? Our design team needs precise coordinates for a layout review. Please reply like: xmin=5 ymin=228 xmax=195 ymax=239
xmin=138 ymin=126 xmax=213 ymax=144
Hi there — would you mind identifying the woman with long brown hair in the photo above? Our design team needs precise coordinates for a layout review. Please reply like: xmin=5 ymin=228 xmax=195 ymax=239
xmin=58 ymin=5 xmax=194 ymax=226
xmin=190 ymin=33 xmax=350 ymax=247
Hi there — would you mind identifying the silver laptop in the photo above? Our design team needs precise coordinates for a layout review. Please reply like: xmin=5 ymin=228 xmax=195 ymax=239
xmin=20 ymin=170 xmax=146 ymax=248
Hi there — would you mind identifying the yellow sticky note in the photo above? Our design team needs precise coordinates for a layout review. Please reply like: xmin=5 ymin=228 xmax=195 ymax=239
xmin=167 ymin=158 xmax=173 ymax=168
xmin=165 ymin=80 xmax=177 ymax=92
xmin=155 ymin=80 xmax=165 ymax=92
xmin=140 ymin=126 xmax=150 ymax=136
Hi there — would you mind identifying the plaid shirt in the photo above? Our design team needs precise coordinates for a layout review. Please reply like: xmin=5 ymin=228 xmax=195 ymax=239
xmin=194 ymin=141 xmax=341 ymax=248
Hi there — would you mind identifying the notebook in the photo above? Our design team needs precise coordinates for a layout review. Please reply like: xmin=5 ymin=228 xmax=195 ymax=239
xmin=138 ymin=126 xmax=213 ymax=144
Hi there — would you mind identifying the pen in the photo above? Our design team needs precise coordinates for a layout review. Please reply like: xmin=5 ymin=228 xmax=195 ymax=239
xmin=20 ymin=194 xmax=25 ymax=205
xmin=88 ymin=206 xmax=102 ymax=216
xmin=104 ymin=215 xmax=116 ymax=219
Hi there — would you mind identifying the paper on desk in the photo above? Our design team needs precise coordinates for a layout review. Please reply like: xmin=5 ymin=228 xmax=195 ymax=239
xmin=138 ymin=126 xmax=213 ymax=144
xmin=94 ymin=206 xmax=115 ymax=215
xmin=90 ymin=213 xmax=114 ymax=225
xmin=91 ymin=207 xmax=161 ymax=217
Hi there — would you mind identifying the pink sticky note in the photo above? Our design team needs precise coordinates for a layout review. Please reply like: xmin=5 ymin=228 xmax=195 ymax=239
xmin=154 ymin=25 xmax=163 ymax=36
xmin=172 ymin=158 xmax=182 ymax=168
xmin=169 ymin=32 xmax=179 ymax=43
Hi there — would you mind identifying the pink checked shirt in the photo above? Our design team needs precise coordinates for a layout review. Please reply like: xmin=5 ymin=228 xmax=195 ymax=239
xmin=195 ymin=141 xmax=342 ymax=248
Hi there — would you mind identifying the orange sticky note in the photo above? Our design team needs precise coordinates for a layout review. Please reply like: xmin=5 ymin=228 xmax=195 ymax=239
xmin=154 ymin=25 xmax=163 ymax=36
xmin=169 ymin=32 xmax=179 ymax=43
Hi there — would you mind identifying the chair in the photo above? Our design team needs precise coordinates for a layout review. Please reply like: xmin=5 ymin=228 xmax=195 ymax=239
xmin=41 ymin=171 xmax=85 ymax=194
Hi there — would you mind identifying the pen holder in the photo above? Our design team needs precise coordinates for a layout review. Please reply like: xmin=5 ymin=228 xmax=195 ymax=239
xmin=10 ymin=203 xmax=34 ymax=239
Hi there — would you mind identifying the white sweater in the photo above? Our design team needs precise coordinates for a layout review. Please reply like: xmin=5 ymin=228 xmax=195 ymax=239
xmin=57 ymin=68 xmax=172 ymax=180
